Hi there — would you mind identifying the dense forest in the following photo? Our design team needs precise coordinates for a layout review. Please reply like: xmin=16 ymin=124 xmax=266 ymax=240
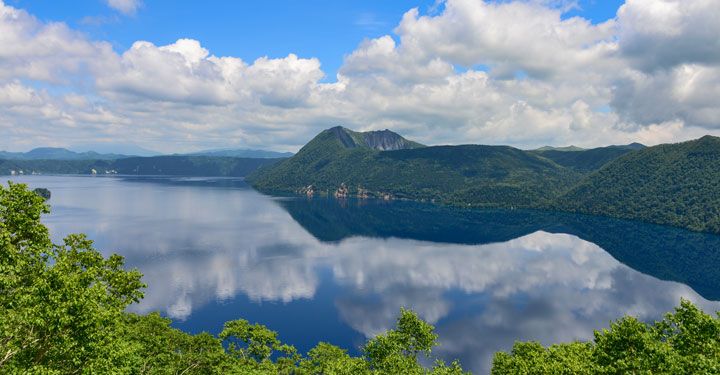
xmin=0 ymin=156 xmax=282 ymax=177
xmin=2 ymin=183 xmax=719 ymax=373
xmin=250 ymin=127 xmax=720 ymax=234
xmin=555 ymin=136 xmax=720 ymax=233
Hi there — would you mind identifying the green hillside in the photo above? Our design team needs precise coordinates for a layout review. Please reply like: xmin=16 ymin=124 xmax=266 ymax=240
xmin=249 ymin=127 xmax=580 ymax=208
xmin=250 ymin=127 xmax=720 ymax=234
xmin=533 ymin=143 xmax=645 ymax=172
xmin=555 ymin=136 xmax=720 ymax=233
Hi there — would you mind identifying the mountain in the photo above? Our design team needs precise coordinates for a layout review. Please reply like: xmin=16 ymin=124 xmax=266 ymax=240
xmin=555 ymin=136 xmax=720 ymax=233
xmin=248 ymin=126 xmax=579 ymax=208
xmin=183 ymin=149 xmax=293 ymax=158
xmin=321 ymin=126 xmax=425 ymax=150
xmin=0 ymin=147 xmax=133 ymax=160
xmin=533 ymin=143 xmax=646 ymax=172
xmin=71 ymin=143 xmax=161 ymax=157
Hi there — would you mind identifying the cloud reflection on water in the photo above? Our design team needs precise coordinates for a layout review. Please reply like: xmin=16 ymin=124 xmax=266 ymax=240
xmin=16 ymin=175 xmax=720 ymax=374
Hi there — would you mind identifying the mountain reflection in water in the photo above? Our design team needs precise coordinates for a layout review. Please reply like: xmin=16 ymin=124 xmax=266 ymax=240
xmin=12 ymin=175 xmax=720 ymax=374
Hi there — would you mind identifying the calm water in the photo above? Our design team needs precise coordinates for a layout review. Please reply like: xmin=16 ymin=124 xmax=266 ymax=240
xmin=9 ymin=175 xmax=720 ymax=374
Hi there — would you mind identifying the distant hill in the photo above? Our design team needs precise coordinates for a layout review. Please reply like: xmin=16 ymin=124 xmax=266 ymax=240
xmin=71 ymin=143 xmax=160 ymax=157
xmin=0 ymin=147 xmax=134 ymax=160
xmin=182 ymin=149 xmax=293 ymax=158
xmin=111 ymin=156 xmax=281 ymax=176
xmin=0 ymin=155 xmax=282 ymax=177
xmin=248 ymin=126 xmax=579 ymax=208
xmin=533 ymin=143 xmax=646 ymax=172
xmin=555 ymin=136 xmax=720 ymax=233
xmin=534 ymin=145 xmax=585 ymax=152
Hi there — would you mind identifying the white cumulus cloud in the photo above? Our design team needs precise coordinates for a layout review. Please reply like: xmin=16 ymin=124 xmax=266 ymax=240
xmin=0 ymin=0 xmax=719 ymax=152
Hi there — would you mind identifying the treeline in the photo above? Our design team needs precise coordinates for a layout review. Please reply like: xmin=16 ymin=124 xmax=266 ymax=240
xmin=0 ymin=155 xmax=282 ymax=177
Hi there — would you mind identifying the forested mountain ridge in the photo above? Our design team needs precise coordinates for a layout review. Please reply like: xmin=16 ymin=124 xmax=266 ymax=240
xmin=0 ymin=155 xmax=283 ymax=177
xmin=533 ymin=143 xmax=645 ymax=172
xmin=248 ymin=127 xmax=581 ymax=208
xmin=250 ymin=127 xmax=720 ymax=234
xmin=555 ymin=135 xmax=720 ymax=233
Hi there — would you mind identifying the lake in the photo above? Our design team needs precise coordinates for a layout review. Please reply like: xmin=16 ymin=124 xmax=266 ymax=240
xmin=9 ymin=175 xmax=720 ymax=374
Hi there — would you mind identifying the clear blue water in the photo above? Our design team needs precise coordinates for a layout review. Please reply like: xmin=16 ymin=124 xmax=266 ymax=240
xmin=9 ymin=175 xmax=720 ymax=374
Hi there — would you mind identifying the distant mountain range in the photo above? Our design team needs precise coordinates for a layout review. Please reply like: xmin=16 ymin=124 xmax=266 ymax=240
xmin=0 ymin=147 xmax=293 ymax=160
xmin=0 ymin=156 xmax=283 ymax=177
xmin=5 ymin=127 xmax=719 ymax=234
xmin=248 ymin=126 xmax=720 ymax=234
xmin=0 ymin=148 xmax=134 ymax=160
xmin=180 ymin=149 xmax=294 ymax=158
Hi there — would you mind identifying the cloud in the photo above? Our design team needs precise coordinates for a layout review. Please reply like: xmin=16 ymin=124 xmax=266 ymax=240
xmin=392 ymin=0 xmax=617 ymax=78
xmin=0 ymin=0 xmax=719 ymax=152
xmin=617 ymin=0 xmax=720 ymax=71
xmin=106 ymin=0 xmax=141 ymax=16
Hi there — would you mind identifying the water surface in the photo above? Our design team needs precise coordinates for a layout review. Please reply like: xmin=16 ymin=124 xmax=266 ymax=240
xmin=9 ymin=175 xmax=720 ymax=374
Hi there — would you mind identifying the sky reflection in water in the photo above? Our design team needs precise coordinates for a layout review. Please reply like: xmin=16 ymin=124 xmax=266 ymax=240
xmin=10 ymin=175 xmax=720 ymax=374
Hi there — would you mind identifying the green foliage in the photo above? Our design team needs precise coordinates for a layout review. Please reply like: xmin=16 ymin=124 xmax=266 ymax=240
xmin=32 ymin=188 xmax=51 ymax=200
xmin=0 ymin=182 xmax=145 ymax=373
xmin=492 ymin=299 xmax=720 ymax=374
xmin=0 ymin=182 xmax=467 ymax=374
xmin=556 ymin=136 xmax=720 ymax=233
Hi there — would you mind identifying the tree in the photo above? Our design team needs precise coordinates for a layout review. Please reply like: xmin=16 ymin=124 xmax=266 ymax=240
xmin=0 ymin=182 xmax=145 ymax=373
xmin=492 ymin=299 xmax=720 ymax=374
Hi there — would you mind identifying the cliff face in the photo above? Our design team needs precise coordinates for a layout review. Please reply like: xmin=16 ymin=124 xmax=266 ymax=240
xmin=361 ymin=129 xmax=423 ymax=151
xmin=326 ymin=126 xmax=424 ymax=151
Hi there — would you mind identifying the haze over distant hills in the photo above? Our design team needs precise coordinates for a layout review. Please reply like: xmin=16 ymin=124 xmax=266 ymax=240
xmin=0 ymin=148 xmax=134 ymax=160
xmin=180 ymin=149 xmax=294 ymax=158
xmin=0 ymin=147 xmax=294 ymax=160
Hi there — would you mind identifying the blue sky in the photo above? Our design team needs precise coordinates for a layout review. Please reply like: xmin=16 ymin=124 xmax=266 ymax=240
xmin=9 ymin=0 xmax=625 ymax=79
xmin=1 ymin=0 xmax=716 ymax=153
